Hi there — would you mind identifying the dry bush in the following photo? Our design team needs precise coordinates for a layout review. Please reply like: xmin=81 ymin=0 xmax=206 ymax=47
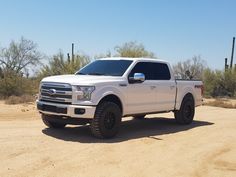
xmin=5 ymin=95 xmax=35 ymax=105
xmin=205 ymin=99 xmax=236 ymax=109
xmin=203 ymin=68 xmax=236 ymax=97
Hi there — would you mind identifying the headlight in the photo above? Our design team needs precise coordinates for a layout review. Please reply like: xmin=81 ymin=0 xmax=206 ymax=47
xmin=75 ymin=86 xmax=95 ymax=101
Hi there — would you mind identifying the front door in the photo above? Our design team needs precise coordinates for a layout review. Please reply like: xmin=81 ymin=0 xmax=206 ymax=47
xmin=126 ymin=80 xmax=158 ymax=114
xmin=125 ymin=62 xmax=158 ymax=114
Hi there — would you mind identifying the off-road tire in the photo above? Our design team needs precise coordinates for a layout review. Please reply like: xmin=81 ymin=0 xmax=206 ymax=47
xmin=90 ymin=102 xmax=122 ymax=138
xmin=174 ymin=95 xmax=195 ymax=124
xmin=42 ymin=114 xmax=66 ymax=128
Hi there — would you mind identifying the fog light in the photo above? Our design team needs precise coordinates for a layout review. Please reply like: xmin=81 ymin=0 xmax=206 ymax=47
xmin=74 ymin=108 xmax=85 ymax=115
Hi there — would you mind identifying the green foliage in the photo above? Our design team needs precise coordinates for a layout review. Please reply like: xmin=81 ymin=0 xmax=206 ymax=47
xmin=172 ymin=56 xmax=235 ymax=98
xmin=1 ymin=37 xmax=235 ymax=100
xmin=0 ymin=70 xmax=37 ymax=97
xmin=0 ymin=37 xmax=42 ymax=97
xmin=38 ymin=51 xmax=90 ymax=78
xmin=203 ymin=68 xmax=217 ymax=97
xmin=203 ymin=68 xmax=236 ymax=97
xmin=114 ymin=41 xmax=155 ymax=58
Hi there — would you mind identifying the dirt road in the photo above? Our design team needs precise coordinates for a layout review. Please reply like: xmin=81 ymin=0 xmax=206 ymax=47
xmin=0 ymin=102 xmax=235 ymax=177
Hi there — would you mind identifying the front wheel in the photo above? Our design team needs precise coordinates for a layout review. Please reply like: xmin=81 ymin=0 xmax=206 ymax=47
xmin=42 ymin=114 xmax=66 ymax=128
xmin=90 ymin=102 xmax=122 ymax=138
xmin=174 ymin=95 xmax=195 ymax=124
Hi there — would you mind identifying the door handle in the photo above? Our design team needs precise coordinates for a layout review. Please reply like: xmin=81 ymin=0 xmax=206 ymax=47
xmin=170 ymin=85 xmax=175 ymax=89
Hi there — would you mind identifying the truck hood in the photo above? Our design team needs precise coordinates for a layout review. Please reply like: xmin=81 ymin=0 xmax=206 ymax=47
xmin=41 ymin=74 xmax=124 ymax=85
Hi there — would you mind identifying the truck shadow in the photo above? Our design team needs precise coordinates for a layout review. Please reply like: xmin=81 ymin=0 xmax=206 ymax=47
xmin=42 ymin=117 xmax=214 ymax=143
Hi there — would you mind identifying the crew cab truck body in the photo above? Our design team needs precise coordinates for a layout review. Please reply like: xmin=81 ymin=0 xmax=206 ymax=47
xmin=37 ymin=58 xmax=203 ymax=138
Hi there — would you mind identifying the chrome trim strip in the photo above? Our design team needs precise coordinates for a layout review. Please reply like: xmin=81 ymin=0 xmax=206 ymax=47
xmin=40 ymin=82 xmax=73 ymax=104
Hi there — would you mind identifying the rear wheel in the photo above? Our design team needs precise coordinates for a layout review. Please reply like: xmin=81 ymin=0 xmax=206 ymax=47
xmin=42 ymin=114 xmax=66 ymax=128
xmin=174 ymin=95 xmax=195 ymax=124
xmin=90 ymin=102 xmax=122 ymax=138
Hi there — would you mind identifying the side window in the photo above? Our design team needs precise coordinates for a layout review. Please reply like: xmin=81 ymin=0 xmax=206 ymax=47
xmin=129 ymin=62 xmax=154 ymax=80
xmin=154 ymin=63 xmax=171 ymax=80
xmin=129 ymin=62 xmax=171 ymax=80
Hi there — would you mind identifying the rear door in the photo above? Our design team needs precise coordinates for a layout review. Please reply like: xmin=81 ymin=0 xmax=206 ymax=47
xmin=154 ymin=63 xmax=176 ymax=111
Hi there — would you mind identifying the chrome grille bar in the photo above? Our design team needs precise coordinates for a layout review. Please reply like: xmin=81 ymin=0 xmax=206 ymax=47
xmin=39 ymin=82 xmax=72 ymax=104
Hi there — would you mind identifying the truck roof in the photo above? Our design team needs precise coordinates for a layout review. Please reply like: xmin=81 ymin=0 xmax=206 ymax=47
xmin=99 ymin=57 xmax=167 ymax=63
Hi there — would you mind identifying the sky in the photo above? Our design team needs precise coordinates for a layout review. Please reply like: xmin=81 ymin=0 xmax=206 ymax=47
xmin=0 ymin=0 xmax=235 ymax=70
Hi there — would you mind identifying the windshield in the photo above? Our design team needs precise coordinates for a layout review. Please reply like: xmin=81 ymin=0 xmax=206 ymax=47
xmin=76 ymin=60 xmax=133 ymax=76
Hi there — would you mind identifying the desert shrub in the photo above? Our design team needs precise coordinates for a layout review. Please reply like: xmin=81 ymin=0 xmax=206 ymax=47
xmin=204 ymin=99 xmax=236 ymax=109
xmin=115 ymin=41 xmax=155 ymax=58
xmin=38 ymin=51 xmax=90 ymax=79
xmin=203 ymin=68 xmax=236 ymax=97
xmin=5 ymin=95 xmax=35 ymax=105
xmin=0 ymin=70 xmax=38 ymax=97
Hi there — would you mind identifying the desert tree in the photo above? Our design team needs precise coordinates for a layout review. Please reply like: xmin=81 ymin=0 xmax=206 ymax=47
xmin=0 ymin=37 xmax=42 ymax=97
xmin=94 ymin=50 xmax=112 ymax=59
xmin=114 ymin=41 xmax=155 ymax=58
xmin=173 ymin=56 xmax=206 ymax=80
xmin=0 ymin=37 xmax=42 ymax=76
xmin=38 ymin=51 xmax=90 ymax=78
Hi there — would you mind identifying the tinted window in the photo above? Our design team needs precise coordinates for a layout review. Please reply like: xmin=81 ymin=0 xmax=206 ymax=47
xmin=76 ymin=60 xmax=133 ymax=76
xmin=129 ymin=62 xmax=171 ymax=80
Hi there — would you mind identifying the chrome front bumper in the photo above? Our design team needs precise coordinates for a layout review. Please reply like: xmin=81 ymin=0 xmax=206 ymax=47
xmin=36 ymin=100 xmax=96 ymax=119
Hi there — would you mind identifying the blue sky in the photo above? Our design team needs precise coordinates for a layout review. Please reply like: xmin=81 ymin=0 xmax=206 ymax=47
xmin=0 ymin=0 xmax=235 ymax=69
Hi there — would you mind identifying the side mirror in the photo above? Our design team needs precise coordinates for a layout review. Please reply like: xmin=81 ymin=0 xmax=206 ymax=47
xmin=129 ymin=73 xmax=145 ymax=83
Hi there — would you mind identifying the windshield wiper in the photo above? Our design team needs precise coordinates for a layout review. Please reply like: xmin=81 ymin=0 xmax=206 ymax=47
xmin=76 ymin=72 xmax=86 ymax=75
xmin=77 ymin=72 xmax=109 ymax=76
xmin=87 ymin=73 xmax=105 ymax=76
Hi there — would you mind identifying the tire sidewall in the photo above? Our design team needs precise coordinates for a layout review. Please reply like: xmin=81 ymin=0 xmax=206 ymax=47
xmin=181 ymin=97 xmax=195 ymax=124
xmin=96 ymin=102 xmax=121 ymax=138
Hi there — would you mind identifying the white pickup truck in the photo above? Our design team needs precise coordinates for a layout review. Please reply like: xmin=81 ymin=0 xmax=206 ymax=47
xmin=37 ymin=57 xmax=203 ymax=138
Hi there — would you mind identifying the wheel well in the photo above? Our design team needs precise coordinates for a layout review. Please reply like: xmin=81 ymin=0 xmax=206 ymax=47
xmin=98 ymin=95 xmax=123 ymax=114
xmin=183 ymin=93 xmax=195 ymax=105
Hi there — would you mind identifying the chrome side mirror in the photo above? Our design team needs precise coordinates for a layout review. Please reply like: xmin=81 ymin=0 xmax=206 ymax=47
xmin=129 ymin=73 xmax=145 ymax=83
xmin=134 ymin=73 xmax=145 ymax=82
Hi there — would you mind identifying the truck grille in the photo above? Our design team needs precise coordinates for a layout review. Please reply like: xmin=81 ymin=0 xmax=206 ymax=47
xmin=39 ymin=82 xmax=72 ymax=104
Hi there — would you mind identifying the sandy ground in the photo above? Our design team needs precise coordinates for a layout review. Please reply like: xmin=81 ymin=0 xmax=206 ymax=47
xmin=0 ymin=101 xmax=236 ymax=177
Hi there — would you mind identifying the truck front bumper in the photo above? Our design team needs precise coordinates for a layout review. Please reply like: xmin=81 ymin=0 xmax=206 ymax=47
xmin=36 ymin=100 xmax=96 ymax=119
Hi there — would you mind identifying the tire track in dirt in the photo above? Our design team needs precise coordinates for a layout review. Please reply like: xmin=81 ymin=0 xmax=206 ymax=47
xmin=194 ymin=143 xmax=236 ymax=177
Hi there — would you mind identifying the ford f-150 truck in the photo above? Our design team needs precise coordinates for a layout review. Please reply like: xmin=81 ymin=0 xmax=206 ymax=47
xmin=37 ymin=57 xmax=203 ymax=138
